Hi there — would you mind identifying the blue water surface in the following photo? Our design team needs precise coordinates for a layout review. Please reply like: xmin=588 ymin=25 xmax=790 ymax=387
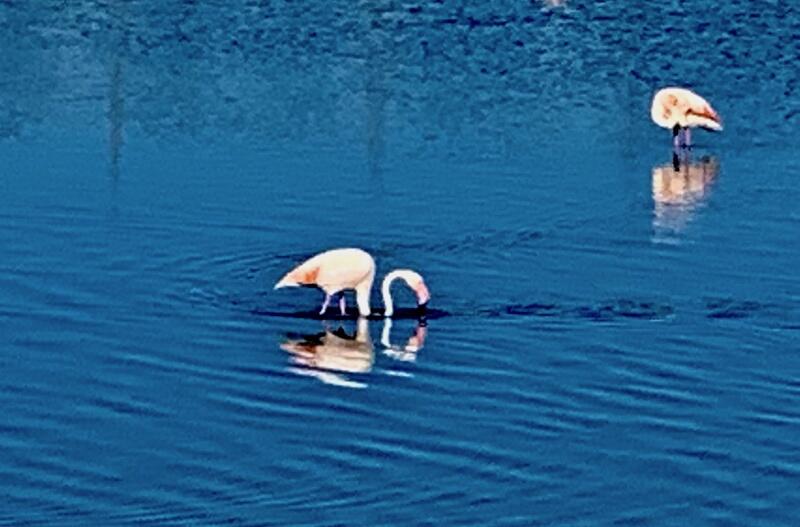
xmin=1 ymin=1 xmax=799 ymax=525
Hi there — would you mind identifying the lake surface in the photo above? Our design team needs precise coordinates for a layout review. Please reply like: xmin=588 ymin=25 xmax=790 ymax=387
xmin=2 ymin=1 xmax=799 ymax=525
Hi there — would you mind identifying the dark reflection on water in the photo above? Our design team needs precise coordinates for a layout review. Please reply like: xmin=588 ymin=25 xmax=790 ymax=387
xmin=2 ymin=1 xmax=800 ymax=525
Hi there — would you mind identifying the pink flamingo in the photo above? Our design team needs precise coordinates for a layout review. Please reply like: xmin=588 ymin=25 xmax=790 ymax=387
xmin=274 ymin=248 xmax=430 ymax=317
xmin=651 ymin=87 xmax=722 ymax=150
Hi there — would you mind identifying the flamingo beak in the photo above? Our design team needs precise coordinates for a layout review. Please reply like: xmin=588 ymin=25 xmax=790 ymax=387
xmin=415 ymin=281 xmax=430 ymax=307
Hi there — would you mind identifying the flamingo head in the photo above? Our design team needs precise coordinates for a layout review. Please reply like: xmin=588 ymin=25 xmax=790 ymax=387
xmin=382 ymin=269 xmax=431 ymax=318
xmin=406 ymin=271 xmax=430 ymax=308
xmin=407 ymin=324 xmax=428 ymax=351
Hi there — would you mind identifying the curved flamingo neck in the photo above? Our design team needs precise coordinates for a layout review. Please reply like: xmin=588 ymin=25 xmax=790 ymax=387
xmin=381 ymin=270 xmax=409 ymax=318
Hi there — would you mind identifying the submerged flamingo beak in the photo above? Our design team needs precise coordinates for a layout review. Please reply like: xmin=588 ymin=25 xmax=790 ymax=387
xmin=415 ymin=281 xmax=430 ymax=307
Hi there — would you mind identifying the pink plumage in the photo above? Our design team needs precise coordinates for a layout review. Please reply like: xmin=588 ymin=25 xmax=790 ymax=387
xmin=275 ymin=247 xmax=429 ymax=318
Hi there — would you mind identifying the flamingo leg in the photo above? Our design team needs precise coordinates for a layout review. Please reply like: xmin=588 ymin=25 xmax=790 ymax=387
xmin=684 ymin=127 xmax=691 ymax=148
xmin=339 ymin=294 xmax=347 ymax=316
xmin=319 ymin=294 xmax=332 ymax=315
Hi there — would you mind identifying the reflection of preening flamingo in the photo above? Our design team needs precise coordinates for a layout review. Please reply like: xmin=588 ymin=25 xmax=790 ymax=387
xmin=274 ymin=248 xmax=430 ymax=317
xmin=651 ymin=155 xmax=720 ymax=235
xmin=652 ymin=155 xmax=719 ymax=206
xmin=650 ymin=87 xmax=722 ymax=149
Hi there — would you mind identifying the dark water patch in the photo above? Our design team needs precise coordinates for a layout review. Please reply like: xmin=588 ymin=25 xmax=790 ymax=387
xmin=573 ymin=300 xmax=675 ymax=322
xmin=499 ymin=302 xmax=561 ymax=317
xmin=481 ymin=299 xmax=675 ymax=322
xmin=479 ymin=303 xmax=566 ymax=319
xmin=705 ymin=298 xmax=766 ymax=319
xmin=703 ymin=297 xmax=789 ymax=321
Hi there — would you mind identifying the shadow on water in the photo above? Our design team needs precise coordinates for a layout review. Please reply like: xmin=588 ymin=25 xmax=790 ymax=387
xmin=281 ymin=318 xmax=427 ymax=388
xmin=651 ymin=152 xmax=720 ymax=238
xmin=253 ymin=294 xmax=796 ymax=327
xmin=253 ymin=305 xmax=447 ymax=321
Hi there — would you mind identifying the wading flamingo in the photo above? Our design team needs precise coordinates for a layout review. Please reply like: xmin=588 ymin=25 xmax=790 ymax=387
xmin=273 ymin=248 xmax=430 ymax=317
xmin=650 ymin=87 xmax=722 ymax=150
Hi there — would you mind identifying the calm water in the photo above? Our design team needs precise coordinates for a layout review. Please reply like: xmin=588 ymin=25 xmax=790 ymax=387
xmin=2 ymin=1 xmax=799 ymax=525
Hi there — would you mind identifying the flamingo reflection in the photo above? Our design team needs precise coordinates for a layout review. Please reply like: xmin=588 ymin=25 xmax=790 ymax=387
xmin=281 ymin=318 xmax=374 ymax=388
xmin=381 ymin=318 xmax=427 ymax=364
xmin=281 ymin=318 xmax=429 ymax=387
xmin=652 ymin=153 xmax=719 ymax=234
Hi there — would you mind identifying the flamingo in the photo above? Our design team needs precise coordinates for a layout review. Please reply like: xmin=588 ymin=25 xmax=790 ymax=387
xmin=650 ymin=87 xmax=722 ymax=150
xmin=273 ymin=248 xmax=430 ymax=317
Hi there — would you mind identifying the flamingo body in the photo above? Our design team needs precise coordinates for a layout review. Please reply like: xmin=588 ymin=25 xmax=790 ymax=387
xmin=651 ymin=87 xmax=722 ymax=132
xmin=274 ymin=248 xmax=429 ymax=318
xmin=651 ymin=87 xmax=722 ymax=150
xmin=274 ymin=248 xmax=375 ymax=295
xmin=275 ymin=248 xmax=375 ymax=316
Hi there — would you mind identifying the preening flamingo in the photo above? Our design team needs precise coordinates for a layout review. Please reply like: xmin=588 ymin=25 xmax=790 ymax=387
xmin=650 ymin=87 xmax=722 ymax=149
xmin=273 ymin=248 xmax=430 ymax=317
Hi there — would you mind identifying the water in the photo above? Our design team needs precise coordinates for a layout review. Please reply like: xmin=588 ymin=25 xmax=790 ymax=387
xmin=2 ymin=1 xmax=799 ymax=524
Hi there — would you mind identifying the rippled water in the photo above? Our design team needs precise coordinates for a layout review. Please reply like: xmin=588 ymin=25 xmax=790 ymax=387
xmin=2 ymin=1 xmax=799 ymax=525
